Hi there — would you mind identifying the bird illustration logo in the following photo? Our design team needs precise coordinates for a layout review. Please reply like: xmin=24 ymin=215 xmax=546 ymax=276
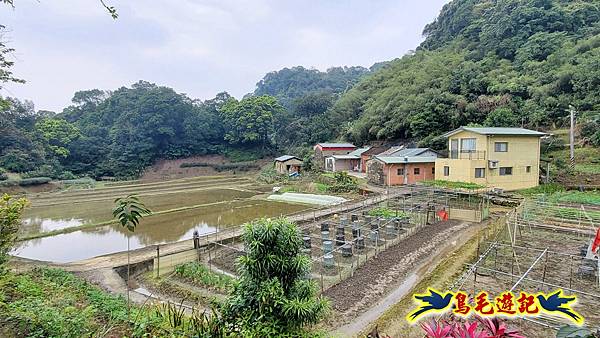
xmin=407 ymin=288 xmax=454 ymax=322
xmin=536 ymin=290 xmax=583 ymax=324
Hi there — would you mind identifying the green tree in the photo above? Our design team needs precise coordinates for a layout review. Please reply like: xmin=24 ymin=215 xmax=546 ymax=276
xmin=483 ymin=107 xmax=520 ymax=127
xmin=222 ymin=218 xmax=328 ymax=336
xmin=0 ymin=194 xmax=28 ymax=273
xmin=220 ymin=95 xmax=285 ymax=150
xmin=35 ymin=118 xmax=81 ymax=158
xmin=112 ymin=194 xmax=151 ymax=317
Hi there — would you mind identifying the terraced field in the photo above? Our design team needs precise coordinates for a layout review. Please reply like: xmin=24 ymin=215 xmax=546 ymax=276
xmin=14 ymin=175 xmax=310 ymax=263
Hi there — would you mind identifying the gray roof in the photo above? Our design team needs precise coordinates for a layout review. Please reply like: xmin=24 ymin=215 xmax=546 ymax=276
xmin=379 ymin=145 xmax=405 ymax=156
xmin=274 ymin=155 xmax=301 ymax=162
xmin=347 ymin=147 xmax=371 ymax=156
xmin=374 ymin=156 xmax=438 ymax=164
xmin=330 ymin=147 xmax=370 ymax=160
xmin=442 ymin=127 xmax=546 ymax=138
xmin=388 ymin=147 xmax=436 ymax=157
xmin=316 ymin=142 xmax=356 ymax=148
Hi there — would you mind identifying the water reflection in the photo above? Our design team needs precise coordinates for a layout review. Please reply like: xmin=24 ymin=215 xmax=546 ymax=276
xmin=14 ymin=200 xmax=308 ymax=263
xmin=20 ymin=188 xmax=256 ymax=235
xmin=13 ymin=222 xmax=217 ymax=263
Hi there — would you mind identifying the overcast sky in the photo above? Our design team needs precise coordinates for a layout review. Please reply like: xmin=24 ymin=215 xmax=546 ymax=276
xmin=1 ymin=0 xmax=448 ymax=112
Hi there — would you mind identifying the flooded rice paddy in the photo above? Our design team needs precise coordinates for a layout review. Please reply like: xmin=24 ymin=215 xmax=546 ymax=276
xmin=14 ymin=176 xmax=310 ymax=263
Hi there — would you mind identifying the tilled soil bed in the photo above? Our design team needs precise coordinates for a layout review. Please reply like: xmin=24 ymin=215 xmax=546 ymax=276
xmin=323 ymin=219 xmax=470 ymax=327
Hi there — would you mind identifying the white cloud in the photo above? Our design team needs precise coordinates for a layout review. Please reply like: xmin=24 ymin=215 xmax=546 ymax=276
xmin=1 ymin=0 xmax=449 ymax=111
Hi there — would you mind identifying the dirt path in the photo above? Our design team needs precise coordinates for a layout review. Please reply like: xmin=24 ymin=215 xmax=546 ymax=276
xmin=324 ymin=220 xmax=475 ymax=336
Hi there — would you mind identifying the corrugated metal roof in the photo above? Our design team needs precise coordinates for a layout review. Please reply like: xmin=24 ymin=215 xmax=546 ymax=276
xmin=347 ymin=147 xmax=370 ymax=156
xmin=442 ymin=127 xmax=546 ymax=138
xmin=389 ymin=148 xmax=434 ymax=157
xmin=379 ymin=145 xmax=405 ymax=156
xmin=374 ymin=156 xmax=437 ymax=164
xmin=330 ymin=147 xmax=370 ymax=160
xmin=274 ymin=155 xmax=301 ymax=162
xmin=316 ymin=142 xmax=356 ymax=148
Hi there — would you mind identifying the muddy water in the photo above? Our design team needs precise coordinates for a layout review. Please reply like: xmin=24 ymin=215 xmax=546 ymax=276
xmin=20 ymin=188 xmax=255 ymax=235
xmin=14 ymin=199 xmax=308 ymax=263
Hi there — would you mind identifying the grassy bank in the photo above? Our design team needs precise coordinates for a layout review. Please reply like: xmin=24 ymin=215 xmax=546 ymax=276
xmin=0 ymin=267 xmax=215 ymax=337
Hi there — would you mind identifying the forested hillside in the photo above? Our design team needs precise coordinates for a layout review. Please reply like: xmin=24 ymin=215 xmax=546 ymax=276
xmin=2 ymin=0 xmax=600 ymax=180
xmin=0 ymin=66 xmax=374 ymax=179
xmin=329 ymin=0 xmax=600 ymax=147
xmin=252 ymin=66 xmax=371 ymax=109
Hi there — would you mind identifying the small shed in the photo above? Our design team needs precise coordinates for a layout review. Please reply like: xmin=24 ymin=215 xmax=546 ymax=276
xmin=274 ymin=155 xmax=303 ymax=175
xmin=313 ymin=143 xmax=356 ymax=169
xmin=367 ymin=156 xmax=437 ymax=186
xmin=325 ymin=147 xmax=370 ymax=172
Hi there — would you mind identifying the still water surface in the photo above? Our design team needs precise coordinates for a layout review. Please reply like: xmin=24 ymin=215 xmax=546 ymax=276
xmin=15 ymin=196 xmax=309 ymax=263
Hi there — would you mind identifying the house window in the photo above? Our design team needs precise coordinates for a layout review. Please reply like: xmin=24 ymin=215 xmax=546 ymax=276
xmin=500 ymin=167 xmax=513 ymax=176
xmin=397 ymin=168 xmax=405 ymax=175
xmin=526 ymin=166 xmax=531 ymax=173
xmin=460 ymin=138 xmax=476 ymax=152
xmin=475 ymin=168 xmax=485 ymax=178
xmin=495 ymin=142 xmax=508 ymax=152
xmin=432 ymin=167 xmax=435 ymax=175
xmin=443 ymin=166 xmax=450 ymax=176
xmin=414 ymin=167 xmax=420 ymax=175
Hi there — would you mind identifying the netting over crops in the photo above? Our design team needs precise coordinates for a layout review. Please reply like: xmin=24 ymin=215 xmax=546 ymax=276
xmin=268 ymin=192 xmax=347 ymax=206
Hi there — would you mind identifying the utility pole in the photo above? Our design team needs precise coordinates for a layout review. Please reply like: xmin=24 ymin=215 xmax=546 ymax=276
xmin=569 ymin=105 xmax=576 ymax=169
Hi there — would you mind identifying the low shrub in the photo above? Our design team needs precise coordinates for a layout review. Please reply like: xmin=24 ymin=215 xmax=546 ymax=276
xmin=174 ymin=262 xmax=234 ymax=293
xmin=327 ymin=171 xmax=358 ymax=193
xmin=213 ymin=162 xmax=259 ymax=172
xmin=57 ymin=171 xmax=77 ymax=180
xmin=550 ymin=190 xmax=600 ymax=205
xmin=18 ymin=177 xmax=52 ymax=186
xmin=180 ymin=161 xmax=259 ymax=172
xmin=180 ymin=162 xmax=210 ymax=168
xmin=257 ymin=167 xmax=286 ymax=184
xmin=61 ymin=177 xmax=96 ymax=186
xmin=519 ymin=183 xmax=565 ymax=196
xmin=368 ymin=207 xmax=408 ymax=219
xmin=423 ymin=180 xmax=485 ymax=190
xmin=0 ymin=180 xmax=19 ymax=187
xmin=0 ymin=267 xmax=225 ymax=337
xmin=224 ymin=148 xmax=263 ymax=163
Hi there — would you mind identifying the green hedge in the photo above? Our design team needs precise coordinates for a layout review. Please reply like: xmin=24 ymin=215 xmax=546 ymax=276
xmin=180 ymin=162 xmax=259 ymax=172
xmin=180 ymin=162 xmax=210 ymax=168
xmin=0 ymin=177 xmax=52 ymax=187
xmin=18 ymin=177 xmax=52 ymax=186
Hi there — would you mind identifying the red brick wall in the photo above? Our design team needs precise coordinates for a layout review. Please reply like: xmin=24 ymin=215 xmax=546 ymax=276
xmin=383 ymin=162 xmax=436 ymax=186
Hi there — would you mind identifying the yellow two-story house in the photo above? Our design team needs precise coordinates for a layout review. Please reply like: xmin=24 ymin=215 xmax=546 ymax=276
xmin=434 ymin=127 xmax=546 ymax=191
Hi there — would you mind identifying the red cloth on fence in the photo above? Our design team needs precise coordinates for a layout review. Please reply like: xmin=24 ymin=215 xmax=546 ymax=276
xmin=437 ymin=210 xmax=449 ymax=221
xmin=592 ymin=227 xmax=600 ymax=254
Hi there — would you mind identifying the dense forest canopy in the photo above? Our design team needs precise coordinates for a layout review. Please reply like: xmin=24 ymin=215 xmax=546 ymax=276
xmin=2 ymin=0 xmax=600 ymax=179
xmin=328 ymin=0 xmax=600 ymax=146
xmin=252 ymin=66 xmax=371 ymax=109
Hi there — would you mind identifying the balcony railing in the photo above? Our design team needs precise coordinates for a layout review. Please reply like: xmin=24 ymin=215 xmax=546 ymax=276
xmin=449 ymin=150 xmax=486 ymax=160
